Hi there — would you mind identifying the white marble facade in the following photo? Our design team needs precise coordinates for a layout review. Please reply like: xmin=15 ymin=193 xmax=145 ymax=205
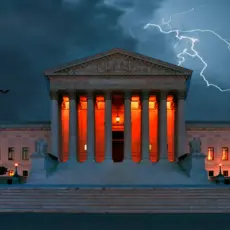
xmin=0 ymin=49 xmax=230 ymax=181
xmin=0 ymin=122 xmax=230 ymax=177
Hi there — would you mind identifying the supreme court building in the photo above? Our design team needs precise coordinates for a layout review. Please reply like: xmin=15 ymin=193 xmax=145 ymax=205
xmin=3 ymin=48 xmax=229 ymax=185
xmin=46 ymin=48 xmax=192 ymax=165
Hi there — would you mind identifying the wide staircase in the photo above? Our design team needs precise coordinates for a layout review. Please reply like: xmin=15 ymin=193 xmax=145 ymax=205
xmin=0 ymin=187 xmax=230 ymax=213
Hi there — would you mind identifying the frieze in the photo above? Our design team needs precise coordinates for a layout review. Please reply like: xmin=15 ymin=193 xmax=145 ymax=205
xmin=187 ymin=128 xmax=230 ymax=131
xmin=0 ymin=128 xmax=50 ymax=131
xmin=50 ymin=75 xmax=186 ymax=91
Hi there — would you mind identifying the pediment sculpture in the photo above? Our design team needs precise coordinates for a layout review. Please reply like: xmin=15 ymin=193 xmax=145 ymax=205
xmin=189 ymin=137 xmax=201 ymax=154
xmin=55 ymin=53 xmax=182 ymax=75
xmin=31 ymin=139 xmax=48 ymax=157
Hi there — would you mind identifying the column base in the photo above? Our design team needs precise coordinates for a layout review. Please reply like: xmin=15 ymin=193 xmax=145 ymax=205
xmin=140 ymin=159 xmax=152 ymax=165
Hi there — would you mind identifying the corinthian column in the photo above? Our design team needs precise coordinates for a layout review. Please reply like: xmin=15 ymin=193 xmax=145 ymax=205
xmin=176 ymin=91 xmax=186 ymax=158
xmin=87 ymin=91 xmax=95 ymax=161
xmin=50 ymin=91 xmax=60 ymax=159
xmin=68 ymin=91 xmax=77 ymax=162
xmin=159 ymin=91 xmax=168 ymax=159
xmin=105 ymin=91 xmax=112 ymax=160
xmin=124 ymin=91 xmax=132 ymax=160
xmin=141 ymin=91 xmax=150 ymax=161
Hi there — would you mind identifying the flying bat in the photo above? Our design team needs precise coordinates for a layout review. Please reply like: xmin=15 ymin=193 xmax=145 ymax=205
xmin=0 ymin=90 xmax=10 ymax=94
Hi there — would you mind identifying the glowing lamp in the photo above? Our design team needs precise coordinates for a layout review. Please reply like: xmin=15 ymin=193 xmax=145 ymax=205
xmin=116 ymin=116 xmax=120 ymax=123
xmin=14 ymin=163 xmax=18 ymax=167
xmin=84 ymin=144 xmax=87 ymax=151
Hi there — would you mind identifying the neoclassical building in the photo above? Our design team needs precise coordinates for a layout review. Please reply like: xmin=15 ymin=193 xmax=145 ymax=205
xmin=0 ymin=48 xmax=229 ymax=184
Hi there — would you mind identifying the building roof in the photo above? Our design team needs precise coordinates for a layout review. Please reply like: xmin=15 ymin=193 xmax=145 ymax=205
xmin=44 ymin=48 xmax=193 ymax=77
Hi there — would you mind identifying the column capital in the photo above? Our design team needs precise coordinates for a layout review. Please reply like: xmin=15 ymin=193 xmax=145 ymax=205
xmin=105 ymin=91 xmax=112 ymax=100
xmin=142 ymin=91 xmax=149 ymax=100
xmin=68 ymin=90 xmax=76 ymax=100
xmin=87 ymin=91 xmax=94 ymax=99
xmin=160 ymin=91 xmax=168 ymax=100
xmin=50 ymin=90 xmax=59 ymax=100
xmin=177 ymin=91 xmax=186 ymax=100
xmin=124 ymin=91 xmax=131 ymax=99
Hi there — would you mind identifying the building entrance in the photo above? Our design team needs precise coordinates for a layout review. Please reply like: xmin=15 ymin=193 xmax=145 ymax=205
xmin=112 ymin=131 xmax=124 ymax=162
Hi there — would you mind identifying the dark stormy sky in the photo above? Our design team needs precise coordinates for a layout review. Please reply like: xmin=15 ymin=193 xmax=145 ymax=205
xmin=0 ymin=0 xmax=230 ymax=122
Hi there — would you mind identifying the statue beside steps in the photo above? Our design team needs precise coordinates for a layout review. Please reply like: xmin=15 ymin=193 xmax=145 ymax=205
xmin=27 ymin=139 xmax=59 ymax=183
xmin=177 ymin=137 xmax=209 ymax=183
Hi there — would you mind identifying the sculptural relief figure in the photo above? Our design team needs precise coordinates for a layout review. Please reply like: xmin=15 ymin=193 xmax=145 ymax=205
xmin=189 ymin=137 xmax=201 ymax=153
xmin=35 ymin=139 xmax=48 ymax=154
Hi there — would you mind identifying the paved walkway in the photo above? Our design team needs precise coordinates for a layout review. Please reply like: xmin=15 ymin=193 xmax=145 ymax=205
xmin=0 ymin=213 xmax=230 ymax=230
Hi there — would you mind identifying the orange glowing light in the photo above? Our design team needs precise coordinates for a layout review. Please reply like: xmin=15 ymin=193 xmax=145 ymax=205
xmin=207 ymin=147 xmax=214 ymax=160
xmin=219 ymin=163 xmax=222 ymax=166
xmin=222 ymin=147 xmax=228 ymax=161
xmin=131 ymin=96 xmax=140 ymax=109
xmin=8 ymin=170 xmax=14 ymax=176
xmin=149 ymin=144 xmax=152 ymax=151
xmin=149 ymin=96 xmax=156 ymax=109
xmin=80 ymin=96 xmax=87 ymax=109
xmin=62 ymin=96 xmax=69 ymax=109
xmin=96 ymin=96 xmax=105 ymax=109
xmin=14 ymin=163 xmax=18 ymax=167
xmin=167 ymin=96 xmax=174 ymax=110
xmin=116 ymin=116 xmax=120 ymax=123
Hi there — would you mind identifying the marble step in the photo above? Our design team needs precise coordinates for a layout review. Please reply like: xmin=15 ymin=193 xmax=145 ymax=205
xmin=1 ymin=190 xmax=230 ymax=194
xmin=0 ymin=197 xmax=227 ymax=203
xmin=1 ymin=208 xmax=229 ymax=213
xmin=1 ymin=206 xmax=230 ymax=213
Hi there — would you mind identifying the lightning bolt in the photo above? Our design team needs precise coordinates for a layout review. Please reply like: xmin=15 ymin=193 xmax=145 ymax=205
xmin=144 ymin=7 xmax=230 ymax=92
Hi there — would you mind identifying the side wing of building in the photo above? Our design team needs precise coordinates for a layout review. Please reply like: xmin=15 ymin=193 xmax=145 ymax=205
xmin=0 ymin=121 xmax=229 ymax=177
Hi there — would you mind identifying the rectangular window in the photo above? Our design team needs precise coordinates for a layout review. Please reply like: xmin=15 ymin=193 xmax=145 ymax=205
xmin=207 ymin=147 xmax=214 ymax=160
xmin=22 ymin=147 xmax=29 ymax=160
xmin=23 ymin=170 xmax=28 ymax=177
xmin=8 ymin=147 xmax=14 ymax=160
xmin=223 ymin=170 xmax=229 ymax=177
xmin=222 ymin=147 xmax=228 ymax=161
xmin=208 ymin=171 xmax=214 ymax=177
xmin=8 ymin=170 xmax=14 ymax=176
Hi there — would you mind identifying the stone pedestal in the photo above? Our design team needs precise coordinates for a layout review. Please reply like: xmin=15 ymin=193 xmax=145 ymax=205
xmin=27 ymin=153 xmax=47 ymax=183
xmin=190 ymin=153 xmax=208 ymax=183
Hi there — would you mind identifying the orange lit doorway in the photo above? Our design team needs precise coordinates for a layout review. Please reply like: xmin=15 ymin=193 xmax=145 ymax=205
xmin=112 ymin=131 xmax=124 ymax=162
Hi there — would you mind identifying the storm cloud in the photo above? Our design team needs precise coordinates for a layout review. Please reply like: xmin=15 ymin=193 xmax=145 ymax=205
xmin=0 ymin=0 xmax=167 ymax=121
xmin=0 ymin=0 xmax=230 ymax=122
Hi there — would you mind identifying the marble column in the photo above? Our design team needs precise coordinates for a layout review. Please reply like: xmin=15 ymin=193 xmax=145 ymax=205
xmin=124 ymin=91 xmax=132 ymax=160
xmin=68 ymin=91 xmax=77 ymax=162
xmin=87 ymin=91 xmax=95 ymax=161
xmin=105 ymin=91 xmax=112 ymax=160
xmin=159 ymin=91 xmax=168 ymax=159
xmin=141 ymin=91 xmax=150 ymax=161
xmin=50 ymin=91 xmax=60 ymax=159
xmin=176 ymin=91 xmax=186 ymax=158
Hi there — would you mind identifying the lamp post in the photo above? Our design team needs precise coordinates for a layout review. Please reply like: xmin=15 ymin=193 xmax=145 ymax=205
xmin=216 ymin=163 xmax=225 ymax=184
xmin=12 ymin=163 xmax=20 ymax=184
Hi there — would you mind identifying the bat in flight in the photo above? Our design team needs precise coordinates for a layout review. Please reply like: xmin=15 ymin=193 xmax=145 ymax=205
xmin=0 ymin=90 xmax=10 ymax=94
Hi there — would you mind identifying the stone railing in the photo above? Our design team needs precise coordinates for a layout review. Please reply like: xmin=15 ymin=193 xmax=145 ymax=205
xmin=27 ymin=152 xmax=59 ymax=183
xmin=177 ymin=153 xmax=192 ymax=177
xmin=44 ymin=153 xmax=59 ymax=177
xmin=177 ymin=152 xmax=209 ymax=183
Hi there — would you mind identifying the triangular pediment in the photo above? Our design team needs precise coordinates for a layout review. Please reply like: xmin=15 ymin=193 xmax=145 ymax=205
xmin=45 ymin=48 xmax=192 ymax=76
